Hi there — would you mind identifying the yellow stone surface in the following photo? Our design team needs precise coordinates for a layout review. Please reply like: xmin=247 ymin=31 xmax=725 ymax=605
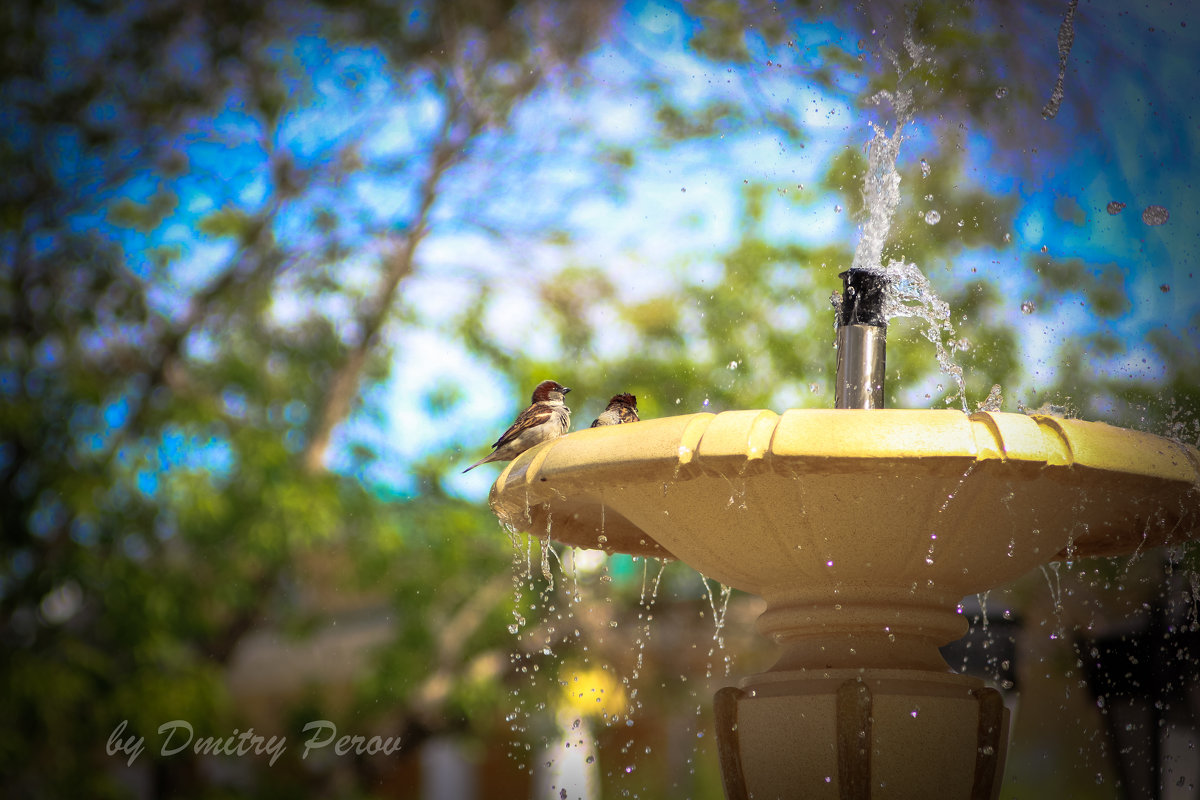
xmin=491 ymin=409 xmax=1199 ymax=572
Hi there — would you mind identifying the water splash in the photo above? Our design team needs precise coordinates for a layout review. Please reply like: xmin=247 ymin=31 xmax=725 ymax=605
xmin=846 ymin=35 xmax=970 ymax=411
xmin=881 ymin=260 xmax=968 ymax=410
xmin=1041 ymin=0 xmax=1079 ymax=120
xmin=1142 ymin=205 xmax=1170 ymax=226
xmin=850 ymin=32 xmax=918 ymax=277
xmin=850 ymin=115 xmax=908 ymax=277
xmin=976 ymin=384 xmax=1003 ymax=412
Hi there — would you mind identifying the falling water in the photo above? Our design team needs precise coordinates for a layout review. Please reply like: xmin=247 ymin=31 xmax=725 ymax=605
xmin=1040 ymin=561 xmax=1066 ymax=639
xmin=504 ymin=528 xmax=704 ymax=795
xmin=879 ymin=259 xmax=968 ymax=411
xmin=1041 ymin=0 xmax=1079 ymax=120
xmin=542 ymin=518 xmax=556 ymax=588
xmin=621 ymin=557 xmax=669 ymax=720
xmin=700 ymin=576 xmax=735 ymax=679
xmin=924 ymin=463 xmax=977 ymax=570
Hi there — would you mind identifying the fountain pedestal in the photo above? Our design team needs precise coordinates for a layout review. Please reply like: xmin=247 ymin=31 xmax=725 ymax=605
xmin=489 ymin=409 xmax=1199 ymax=798
xmin=716 ymin=670 xmax=1004 ymax=800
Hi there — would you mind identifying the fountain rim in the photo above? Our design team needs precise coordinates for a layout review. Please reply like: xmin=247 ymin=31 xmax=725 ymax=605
xmin=488 ymin=407 xmax=1200 ymax=562
xmin=490 ymin=407 xmax=1199 ymax=493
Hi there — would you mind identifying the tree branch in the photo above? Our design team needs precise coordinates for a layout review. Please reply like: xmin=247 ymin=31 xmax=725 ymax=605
xmin=301 ymin=103 xmax=475 ymax=474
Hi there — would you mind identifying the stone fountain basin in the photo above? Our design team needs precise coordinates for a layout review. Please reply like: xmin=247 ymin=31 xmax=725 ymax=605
xmin=490 ymin=409 xmax=1198 ymax=797
xmin=490 ymin=409 xmax=1199 ymax=603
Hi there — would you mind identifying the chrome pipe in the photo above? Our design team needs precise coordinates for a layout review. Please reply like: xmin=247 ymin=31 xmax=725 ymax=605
xmin=835 ymin=323 xmax=886 ymax=409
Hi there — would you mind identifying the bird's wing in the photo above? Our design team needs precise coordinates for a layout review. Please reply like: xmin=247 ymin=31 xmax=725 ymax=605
xmin=492 ymin=403 xmax=557 ymax=448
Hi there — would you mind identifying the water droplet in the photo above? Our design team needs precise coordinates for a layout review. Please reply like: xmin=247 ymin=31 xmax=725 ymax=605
xmin=1106 ymin=200 xmax=1125 ymax=215
xmin=834 ymin=204 xmax=843 ymax=213
xmin=920 ymin=158 xmax=931 ymax=178
xmin=1021 ymin=301 xmax=1035 ymax=314
xmin=728 ymin=360 xmax=738 ymax=370
xmin=924 ymin=209 xmax=941 ymax=225
xmin=995 ymin=86 xmax=1009 ymax=99
xmin=1143 ymin=204 xmax=1169 ymax=225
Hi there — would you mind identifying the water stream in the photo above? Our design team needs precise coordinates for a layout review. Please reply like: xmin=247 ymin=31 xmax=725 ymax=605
xmin=503 ymin=526 xmax=737 ymax=797
xmin=844 ymin=34 xmax=973 ymax=412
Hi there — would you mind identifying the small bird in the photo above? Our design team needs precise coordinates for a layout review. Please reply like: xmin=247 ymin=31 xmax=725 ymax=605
xmin=591 ymin=393 xmax=639 ymax=427
xmin=462 ymin=380 xmax=572 ymax=472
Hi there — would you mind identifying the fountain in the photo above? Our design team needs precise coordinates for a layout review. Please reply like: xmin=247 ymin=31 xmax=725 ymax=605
xmin=487 ymin=261 xmax=1199 ymax=796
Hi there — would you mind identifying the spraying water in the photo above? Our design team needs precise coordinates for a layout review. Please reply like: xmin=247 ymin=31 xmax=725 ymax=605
xmin=846 ymin=36 xmax=971 ymax=412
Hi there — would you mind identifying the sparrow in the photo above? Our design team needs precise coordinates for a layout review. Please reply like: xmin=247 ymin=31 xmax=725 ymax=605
xmin=591 ymin=393 xmax=639 ymax=427
xmin=462 ymin=379 xmax=571 ymax=472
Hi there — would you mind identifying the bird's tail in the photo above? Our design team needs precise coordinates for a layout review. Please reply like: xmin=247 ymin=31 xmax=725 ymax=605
xmin=462 ymin=453 xmax=493 ymax=473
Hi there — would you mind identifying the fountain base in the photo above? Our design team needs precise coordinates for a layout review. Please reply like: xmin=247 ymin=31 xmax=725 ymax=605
xmin=717 ymin=668 xmax=1007 ymax=800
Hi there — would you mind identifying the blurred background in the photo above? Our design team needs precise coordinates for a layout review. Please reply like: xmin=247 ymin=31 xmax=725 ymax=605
xmin=2 ymin=0 xmax=1198 ymax=798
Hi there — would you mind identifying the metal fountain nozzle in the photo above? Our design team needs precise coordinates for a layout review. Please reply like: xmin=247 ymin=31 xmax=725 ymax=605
xmin=835 ymin=268 xmax=887 ymax=409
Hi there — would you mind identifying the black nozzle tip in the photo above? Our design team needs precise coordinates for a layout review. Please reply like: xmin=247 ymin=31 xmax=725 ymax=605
xmin=837 ymin=268 xmax=888 ymax=328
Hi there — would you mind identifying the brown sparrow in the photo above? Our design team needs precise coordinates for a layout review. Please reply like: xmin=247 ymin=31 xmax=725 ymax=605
xmin=462 ymin=380 xmax=571 ymax=472
xmin=590 ymin=393 xmax=639 ymax=427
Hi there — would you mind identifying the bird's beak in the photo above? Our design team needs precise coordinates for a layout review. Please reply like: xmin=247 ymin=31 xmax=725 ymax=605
xmin=563 ymin=387 xmax=572 ymax=394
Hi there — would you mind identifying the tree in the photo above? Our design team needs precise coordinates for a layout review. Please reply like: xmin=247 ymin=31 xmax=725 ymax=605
xmin=2 ymin=1 xmax=623 ymax=796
